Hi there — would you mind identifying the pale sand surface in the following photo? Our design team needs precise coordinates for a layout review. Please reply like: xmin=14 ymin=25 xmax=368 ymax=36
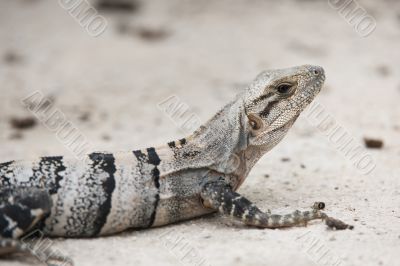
xmin=0 ymin=0 xmax=399 ymax=265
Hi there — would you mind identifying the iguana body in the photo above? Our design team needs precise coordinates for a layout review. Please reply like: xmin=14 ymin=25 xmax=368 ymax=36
xmin=0 ymin=65 xmax=352 ymax=265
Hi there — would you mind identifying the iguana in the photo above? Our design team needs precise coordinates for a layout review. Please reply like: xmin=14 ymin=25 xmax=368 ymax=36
xmin=0 ymin=65 xmax=352 ymax=266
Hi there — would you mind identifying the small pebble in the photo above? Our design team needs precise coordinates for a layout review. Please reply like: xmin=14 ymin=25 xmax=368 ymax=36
xmin=4 ymin=51 xmax=22 ymax=64
xmin=79 ymin=112 xmax=91 ymax=122
xmin=102 ymin=134 xmax=111 ymax=141
xmin=364 ymin=137 xmax=383 ymax=149
xmin=9 ymin=117 xmax=37 ymax=130
xmin=137 ymin=27 xmax=169 ymax=41
xmin=375 ymin=65 xmax=390 ymax=77
xmin=96 ymin=0 xmax=140 ymax=13
xmin=9 ymin=132 xmax=23 ymax=140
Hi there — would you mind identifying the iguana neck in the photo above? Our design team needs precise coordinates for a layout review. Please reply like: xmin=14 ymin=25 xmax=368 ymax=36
xmin=187 ymin=98 xmax=268 ymax=179
xmin=186 ymin=97 xmax=292 ymax=187
xmin=190 ymin=99 xmax=246 ymax=154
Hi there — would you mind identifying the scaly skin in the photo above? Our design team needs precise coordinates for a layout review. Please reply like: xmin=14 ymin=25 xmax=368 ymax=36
xmin=0 ymin=65 xmax=352 ymax=266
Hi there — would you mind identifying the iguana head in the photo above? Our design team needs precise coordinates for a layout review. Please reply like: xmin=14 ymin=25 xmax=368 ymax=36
xmin=243 ymin=65 xmax=325 ymax=148
xmin=187 ymin=65 xmax=324 ymax=179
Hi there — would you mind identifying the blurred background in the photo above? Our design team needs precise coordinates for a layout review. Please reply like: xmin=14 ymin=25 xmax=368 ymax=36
xmin=0 ymin=0 xmax=399 ymax=266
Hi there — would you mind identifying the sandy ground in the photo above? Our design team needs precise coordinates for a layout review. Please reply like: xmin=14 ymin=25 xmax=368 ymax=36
xmin=0 ymin=0 xmax=399 ymax=265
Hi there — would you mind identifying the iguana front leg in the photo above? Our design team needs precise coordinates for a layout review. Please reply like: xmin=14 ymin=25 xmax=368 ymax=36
xmin=200 ymin=181 xmax=352 ymax=229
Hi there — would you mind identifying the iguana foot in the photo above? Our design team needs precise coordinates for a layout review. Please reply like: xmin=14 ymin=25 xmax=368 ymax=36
xmin=201 ymin=181 xmax=353 ymax=230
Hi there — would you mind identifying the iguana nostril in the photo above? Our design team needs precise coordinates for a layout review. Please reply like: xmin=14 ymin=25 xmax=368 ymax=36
xmin=312 ymin=66 xmax=325 ymax=77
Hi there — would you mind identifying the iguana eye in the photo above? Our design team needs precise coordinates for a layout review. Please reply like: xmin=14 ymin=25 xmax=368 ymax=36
xmin=276 ymin=83 xmax=294 ymax=95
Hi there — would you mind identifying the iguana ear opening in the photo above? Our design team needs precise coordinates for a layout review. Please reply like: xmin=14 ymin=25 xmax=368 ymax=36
xmin=247 ymin=113 xmax=264 ymax=132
